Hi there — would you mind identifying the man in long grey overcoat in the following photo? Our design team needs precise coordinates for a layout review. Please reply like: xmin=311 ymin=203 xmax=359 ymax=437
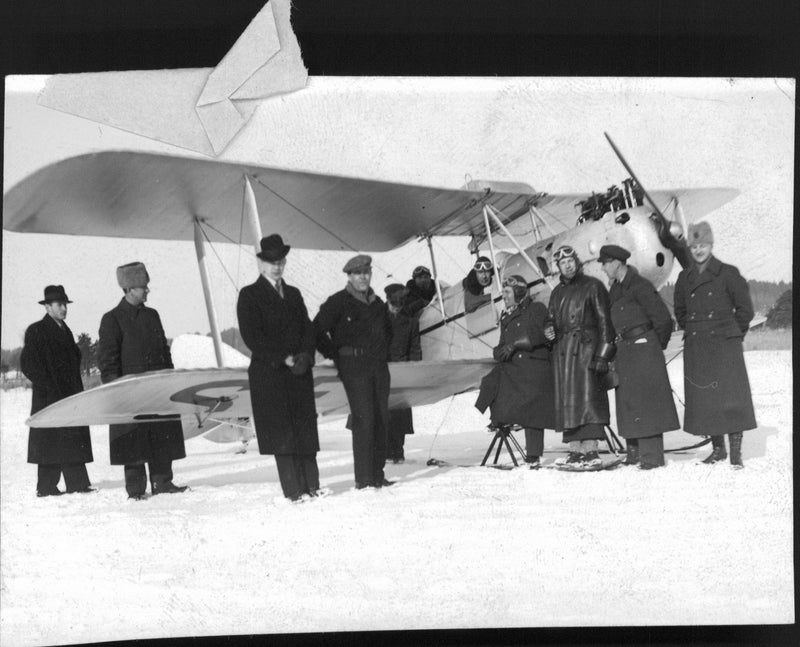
xmin=544 ymin=246 xmax=617 ymax=468
xmin=600 ymin=245 xmax=679 ymax=469
xmin=237 ymin=234 xmax=321 ymax=502
xmin=21 ymin=285 xmax=94 ymax=497
xmin=674 ymin=222 xmax=756 ymax=468
xmin=98 ymin=262 xmax=187 ymax=499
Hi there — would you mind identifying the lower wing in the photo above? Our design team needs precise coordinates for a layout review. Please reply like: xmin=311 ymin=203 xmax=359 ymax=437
xmin=26 ymin=360 xmax=495 ymax=429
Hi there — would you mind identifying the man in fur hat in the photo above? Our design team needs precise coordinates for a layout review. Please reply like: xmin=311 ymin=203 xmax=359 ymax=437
xmin=674 ymin=221 xmax=756 ymax=468
xmin=237 ymin=234 xmax=323 ymax=502
xmin=314 ymin=255 xmax=394 ymax=489
xmin=98 ymin=262 xmax=188 ymax=499
xmin=544 ymin=246 xmax=617 ymax=468
xmin=21 ymin=285 xmax=94 ymax=497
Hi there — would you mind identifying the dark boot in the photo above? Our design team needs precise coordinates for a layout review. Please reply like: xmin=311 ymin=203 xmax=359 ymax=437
xmin=728 ymin=432 xmax=744 ymax=469
xmin=701 ymin=435 xmax=727 ymax=464
xmin=624 ymin=440 xmax=640 ymax=466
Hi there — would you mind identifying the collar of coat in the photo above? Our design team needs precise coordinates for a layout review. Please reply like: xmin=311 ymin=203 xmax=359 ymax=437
xmin=256 ymin=274 xmax=284 ymax=298
xmin=616 ymin=265 xmax=639 ymax=290
xmin=686 ymin=255 xmax=722 ymax=281
xmin=42 ymin=313 xmax=69 ymax=333
xmin=118 ymin=296 xmax=146 ymax=314
xmin=345 ymin=282 xmax=376 ymax=304
xmin=502 ymin=295 xmax=532 ymax=319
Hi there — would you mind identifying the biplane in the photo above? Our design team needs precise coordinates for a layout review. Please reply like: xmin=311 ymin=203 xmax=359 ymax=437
xmin=3 ymin=134 xmax=739 ymax=438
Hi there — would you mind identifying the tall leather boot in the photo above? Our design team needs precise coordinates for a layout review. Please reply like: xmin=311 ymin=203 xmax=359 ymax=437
xmin=728 ymin=432 xmax=744 ymax=469
xmin=701 ymin=435 xmax=727 ymax=464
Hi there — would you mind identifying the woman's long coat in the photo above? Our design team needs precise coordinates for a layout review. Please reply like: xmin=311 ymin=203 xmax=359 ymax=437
xmin=21 ymin=315 xmax=93 ymax=465
xmin=98 ymin=298 xmax=186 ymax=464
xmin=545 ymin=272 xmax=616 ymax=431
xmin=674 ymin=256 xmax=756 ymax=436
xmin=237 ymin=275 xmax=319 ymax=455
xmin=608 ymin=266 xmax=680 ymax=438
xmin=475 ymin=296 xmax=556 ymax=429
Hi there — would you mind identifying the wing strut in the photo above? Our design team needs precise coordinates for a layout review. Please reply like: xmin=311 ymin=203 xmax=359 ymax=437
xmin=481 ymin=207 xmax=502 ymax=323
xmin=193 ymin=219 xmax=225 ymax=368
xmin=244 ymin=176 xmax=264 ymax=251
xmin=424 ymin=235 xmax=448 ymax=320
xmin=483 ymin=204 xmax=550 ymax=283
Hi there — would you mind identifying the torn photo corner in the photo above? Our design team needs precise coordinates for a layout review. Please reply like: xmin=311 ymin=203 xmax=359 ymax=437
xmin=37 ymin=0 xmax=308 ymax=157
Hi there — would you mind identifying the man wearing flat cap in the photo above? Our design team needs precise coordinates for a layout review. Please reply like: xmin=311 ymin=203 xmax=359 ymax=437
xmin=674 ymin=221 xmax=756 ymax=468
xmin=98 ymin=262 xmax=188 ymax=499
xmin=404 ymin=266 xmax=437 ymax=317
xmin=21 ymin=285 xmax=94 ymax=497
xmin=237 ymin=234 xmax=322 ymax=502
xmin=384 ymin=283 xmax=422 ymax=463
xmin=314 ymin=254 xmax=394 ymax=489
xmin=544 ymin=245 xmax=616 ymax=468
xmin=600 ymin=244 xmax=679 ymax=469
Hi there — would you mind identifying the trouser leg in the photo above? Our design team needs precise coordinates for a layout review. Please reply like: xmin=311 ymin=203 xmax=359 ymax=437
xmin=148 ymin=455 xmax=173 ymax=490
xmin=274 ymin=454 xmax=303 ymax=499
xmin=728 ymin=432 xmax=744 ymax=467
xmin=37 ymin=464 xmax=62 ymax=494
xmin=387 ymin=409 xmax=409 ymax=459
xmin=372 ymin=364 xmax=390 ymax=482
xmin=638 ymin=435 xmax=665 ymax=467
xmin=524 ymin=427 xmax=544 ymax=458
xmin=63 ymin=463 xmax=91 ymax=492
xmin=297 ymin=454 xmax=320 ymax=493
xmin=341 ymin=368 xmax=376 ymax=486
xmin=124 ymin=463 xmax=147 ymax=497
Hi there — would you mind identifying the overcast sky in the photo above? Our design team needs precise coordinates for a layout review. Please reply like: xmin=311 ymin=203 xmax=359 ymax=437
xmin=2 ymin=76 xmax=794 ymax=347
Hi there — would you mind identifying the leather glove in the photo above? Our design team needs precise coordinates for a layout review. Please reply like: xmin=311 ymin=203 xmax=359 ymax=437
xmin=497 ymin=344 xmax=515 ymax=362
xmin=590 ymin=357 xmax=609 ymax=375
xmin=290 ymin=352 xmax=313 ymax=376
xmin=544 ymin=326 xmax=556 ymax=342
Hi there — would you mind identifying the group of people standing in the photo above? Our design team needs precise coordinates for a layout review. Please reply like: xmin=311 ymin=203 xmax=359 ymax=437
xmin=22 ymin=221 xmax=756 ymax=500
xmin=476 ymin=221 xmax=757 ymax=471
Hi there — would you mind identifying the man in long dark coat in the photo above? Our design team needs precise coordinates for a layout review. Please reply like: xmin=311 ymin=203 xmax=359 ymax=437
xmin=98 ymin=262 xmax=187 ymax=499
xmin=674 ymin=221 xmax=756 ymax=468
xmin=600 ymin=245 xmax=679 ymax=469
xmin=384 ymin=283 xmax=422 ymax=463
xmin=315 ymin=254 xmax=394 ymax=489
xmin=21 ymin=285 xmax=94 ymax=497
xmin=237 ymin=234 xmax=321 ymax=502
xmin=475 ymin=275 xmax=555 ymax=468
xmin=544 ymin=246 xmax=616 ymax=468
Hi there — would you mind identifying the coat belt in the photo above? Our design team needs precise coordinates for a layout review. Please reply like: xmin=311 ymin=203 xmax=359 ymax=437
xmin=338 ymin=346 xmax=366 ymax=357
xmin=616 ymin=322 xmax=653 ymax=342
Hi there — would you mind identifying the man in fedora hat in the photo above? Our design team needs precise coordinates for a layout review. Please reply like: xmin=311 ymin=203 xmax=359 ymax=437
xmin=237 ymin=234 xmax=323 ymax=502
xmin=674 ymin=221 xmax=756 ymax=468
xmin=599 ymin=244 xmax=679 ymax=469
xmin=21 ymin=285 xmax=95 ymax=497
xmin=98 ymin=262 xmax=188 ymax=499
xmin=315 ymin=254 xmax=394 ymax=489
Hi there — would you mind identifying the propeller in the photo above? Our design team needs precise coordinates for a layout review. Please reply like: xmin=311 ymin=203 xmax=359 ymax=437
xmin=604 ymin=132 xmax=691 ymax=269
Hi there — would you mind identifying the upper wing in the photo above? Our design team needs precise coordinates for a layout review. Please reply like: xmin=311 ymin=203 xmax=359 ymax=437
xmin=3 ymin=151 xmax=541 ymax=252
xmin=26 ymin=359 xmax=495 ymax=428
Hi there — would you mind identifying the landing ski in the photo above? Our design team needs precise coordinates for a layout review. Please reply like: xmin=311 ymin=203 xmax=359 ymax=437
xmin=546 ymin=458 xmax=625 ymax=472
xmin=426 ymin=458 xmax=514 ymax=470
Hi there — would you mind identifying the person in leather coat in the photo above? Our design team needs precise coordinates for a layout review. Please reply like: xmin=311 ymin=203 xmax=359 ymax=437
xmin=544 ymin=246 xmax=616 ymax=468
xmin=475 ymin=275 xmax=555 ymax=467
xmin=600 ymin=244 xmax=679 ymax=469
xmin=674 ymin=221 xmax=756 ymax=468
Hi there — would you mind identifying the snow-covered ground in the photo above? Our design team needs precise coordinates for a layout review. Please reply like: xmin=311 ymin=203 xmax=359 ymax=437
xmin=0 ymin=351 xmax=793 ymax=646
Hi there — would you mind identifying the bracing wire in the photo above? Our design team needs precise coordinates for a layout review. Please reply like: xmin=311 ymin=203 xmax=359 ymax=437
xmin=426 ymin=394 xmax=458 ymax=462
